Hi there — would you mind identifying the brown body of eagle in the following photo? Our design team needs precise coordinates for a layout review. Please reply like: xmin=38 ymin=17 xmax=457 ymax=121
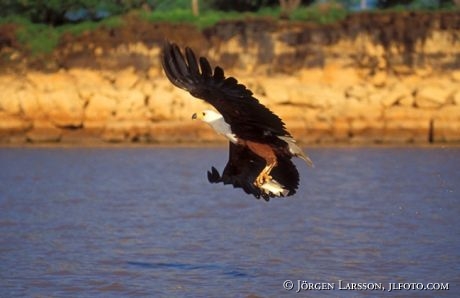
xmin=161 ymin=42 xmax=312 ymax=201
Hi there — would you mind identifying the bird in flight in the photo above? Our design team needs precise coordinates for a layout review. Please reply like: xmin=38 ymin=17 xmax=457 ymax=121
xmin=161 ymin=42 xmax=312 ymax=201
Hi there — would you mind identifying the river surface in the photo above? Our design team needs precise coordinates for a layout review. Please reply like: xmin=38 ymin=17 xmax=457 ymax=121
xmin=0 ymin=146 xmax=459 ymax=297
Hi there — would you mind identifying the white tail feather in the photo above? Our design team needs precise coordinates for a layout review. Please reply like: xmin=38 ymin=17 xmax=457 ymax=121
xmin=278 ymin=136 xmax=314 ymax=167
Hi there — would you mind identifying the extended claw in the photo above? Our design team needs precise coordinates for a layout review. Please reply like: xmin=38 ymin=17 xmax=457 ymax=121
xmin=254 ymin=172 xmax=272 ymax=188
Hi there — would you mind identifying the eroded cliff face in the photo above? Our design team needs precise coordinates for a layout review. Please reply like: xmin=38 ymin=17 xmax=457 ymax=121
xmin=0 ymin=12 xmax=459 ymax=144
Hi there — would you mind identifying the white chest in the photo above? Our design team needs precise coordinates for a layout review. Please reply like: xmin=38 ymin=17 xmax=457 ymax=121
xmin=208 ymin=118 xmax=238 ymax=144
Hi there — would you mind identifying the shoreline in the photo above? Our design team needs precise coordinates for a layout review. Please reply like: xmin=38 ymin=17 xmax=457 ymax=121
xmin=1 ymin=141 xmax=458 ymax=149
xmin=1 ymin=14 xmax=459 ymax=146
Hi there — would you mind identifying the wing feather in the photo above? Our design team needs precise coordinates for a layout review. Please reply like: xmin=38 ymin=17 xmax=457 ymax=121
xmin=161 ymin=44 xmax=182 ymax=88
xmin=172 ymin=45 xmax=193 ymax=83
xmin=213 ymin=66 xmax=225 ymax=82
xmin=185 ymin=47 xmax=200 ymax=77
xmin=207 ymin=143 xmax=299 ymax=200
xmin=199 ymin=57 xmax=213 ymax=78
xmin=161 ymin=42 xmax=290 ymax=141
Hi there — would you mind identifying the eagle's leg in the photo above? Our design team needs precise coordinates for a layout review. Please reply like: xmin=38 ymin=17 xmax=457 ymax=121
xmin=255 ymin=160 xmax=277 ymax=187
xmin=243 ymin=141 xmax=278 ymax=188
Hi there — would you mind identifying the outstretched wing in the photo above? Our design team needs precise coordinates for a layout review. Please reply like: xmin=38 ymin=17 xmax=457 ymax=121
xmin=207 ymin=143 xmax=299 ymax=200
xmin=161 ymin=42 xmax=290 ymax=141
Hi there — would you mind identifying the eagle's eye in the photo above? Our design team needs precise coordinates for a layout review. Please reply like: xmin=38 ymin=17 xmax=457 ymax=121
xmin=202 ymin=112 xmax=206 ymax=116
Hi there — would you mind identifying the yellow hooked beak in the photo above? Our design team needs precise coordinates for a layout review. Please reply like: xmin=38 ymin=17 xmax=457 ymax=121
xmin=191 ymin=112 xmax=203 ymax=120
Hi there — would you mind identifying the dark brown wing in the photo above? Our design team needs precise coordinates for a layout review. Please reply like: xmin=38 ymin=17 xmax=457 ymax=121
xmin=207 ymin=143 xmax=299 ymax=200
xmin=161 ymin=42 xmax=291 ymax=142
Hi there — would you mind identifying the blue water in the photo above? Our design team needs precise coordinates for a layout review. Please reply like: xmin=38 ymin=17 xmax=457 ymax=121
xmin=0 ymin=146 xmax=459 ymax=297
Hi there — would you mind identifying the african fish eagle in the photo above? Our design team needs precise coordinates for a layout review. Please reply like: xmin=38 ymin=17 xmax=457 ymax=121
xmin=161 ymin=42 xmax=313 ymax=200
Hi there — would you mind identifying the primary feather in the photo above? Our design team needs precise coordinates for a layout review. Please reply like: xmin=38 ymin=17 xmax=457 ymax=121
xmin=161 ymin=42 xmax=290 ymax=142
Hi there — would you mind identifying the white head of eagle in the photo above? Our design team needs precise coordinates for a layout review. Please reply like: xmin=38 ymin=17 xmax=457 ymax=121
xmin=192 ymin=110 xmax=238 ymax=144
xmin=161 ymin=42 xmax=313 ymax=201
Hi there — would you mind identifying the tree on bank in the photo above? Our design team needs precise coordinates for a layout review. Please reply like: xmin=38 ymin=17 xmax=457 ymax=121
xmin=280 ymin=0 xmax=301 ymax=19
xmin=0 ymin=0 xmax=149 ymax=25
xmin=192 ymin=0 xmax=199 ymax=16
xmin=1 ymin=0 xmax=458 ymax=26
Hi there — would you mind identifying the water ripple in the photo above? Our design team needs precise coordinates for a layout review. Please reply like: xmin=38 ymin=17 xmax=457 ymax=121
xmin=0 ymin=147 xmax=459 ymax=297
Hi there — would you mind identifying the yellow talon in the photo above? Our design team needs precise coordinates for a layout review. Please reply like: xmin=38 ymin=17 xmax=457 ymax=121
xmin=254 ymin=160 xmax=277 ymax=188
xmin=254 ymin=172 xmax=272 ymax=187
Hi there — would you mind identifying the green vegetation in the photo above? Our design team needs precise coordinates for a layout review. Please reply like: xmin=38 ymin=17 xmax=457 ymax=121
xmin=1 ymin=0 xmax=458 ymax=56
xmin=0 ymin=0 xmax=143 ymax=25
xmin=289 ymin=5 xmax=348 ymax=24
xmin=60 ymin=15 xmax=124 ymax=36
xmin=139 ymin=9 xmax=243 ymax=29
xmin=0 ymin=14 xmax=124 ymax=56
xmin=17 ymin=23 xmax=59 ymax=56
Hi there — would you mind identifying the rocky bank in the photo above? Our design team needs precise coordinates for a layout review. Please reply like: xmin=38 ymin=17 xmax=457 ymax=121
xmin=0 ymin=12 xmax=459 ymax=145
